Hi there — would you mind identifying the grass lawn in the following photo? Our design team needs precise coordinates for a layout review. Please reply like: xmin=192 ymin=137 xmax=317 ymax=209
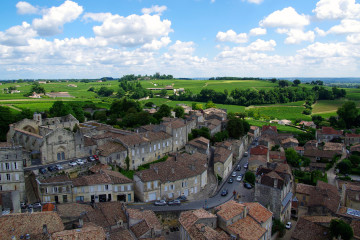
xmin=248 ymin=106 xmax=311 ymax=121
xmin=247 ymin=119 xmax=304 ymax=134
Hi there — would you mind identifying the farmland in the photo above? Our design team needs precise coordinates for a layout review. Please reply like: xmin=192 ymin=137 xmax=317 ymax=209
xmin=0 ymin=79 xmax=359 ymax=128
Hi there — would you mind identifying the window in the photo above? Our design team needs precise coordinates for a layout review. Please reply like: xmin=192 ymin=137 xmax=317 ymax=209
xmin=61 ymin=152 xmax=65 ymax=160
xmin=114 ymin=186 xmax=118 ymax=192
xmin=5 ymin=155 xmax=8 ymax=159
xmin=74 ymin=187 xmax=77 ymax=193
xmin=127 ymin=185 xmax=131 ymax=191
xmin=5 ymin=163 xmax=10 ymax=170
xmin=170 ymin=184 xmax=174 ymax=190
xmin=158 ymin=143 xmax=160 ymax=150
xmin=165 ymin=186 xmax=168 ymax=191
xmin=163 ymin=142 xmax=165 ymax=147
xmin=53 ymin=187 xmax=58 ymax=193
xmin=154 ymin=145 xmax=156 ymax=151
xmin=194 ymin=178 xmax=197 ymax=184
xmin=154 ymin=181 xmax=158 ymax=188
xmin=142 ymin=157 xmax=144 ymax=162
xmin=149 ymin=147 xmax=152 ymax=152
xmin=6 ymin=174 xmax=10 ymax=181
xmin=117 ymin=154 xmax=120 ymax=159
xmin=14 ymin=162 xmax=18 ymax=169
xmin=45 ymin=196 xmax=50 ymax=202
xmin=81 ymin=187 xmax=85 ymax=193
xmin=142 ymin=148 xmax=144 ymax=153
xmin=15 ymin=174 xmax=19 ymax=181
xmin=147 ymin=182 xmax=151 ymax=190
xmin=0 ymin=185 xmax=2 ymax=191
xmin=0 ymin=174 xmax=1 ymax=181
xmin=98 ymin=185 xmax=101 ymax=191
xmin=167 ymin=141 xmax=169 ymax=146
xmin=176 ymin=133 xmax=178 ymax=138
xmin=62 ymin=187 xmax=67 ymax=193
xmin=132 ymin=150 xmax=135 ymax=156
xmin=121 ymin=185 xmax=124 ymax=191
xmin=176 ymin=141 xmax=178 ymax=145
xmin=105 ymin=185 xmax=109 ymax=190
xmin=76 ymin=196 xmax=84 ymax=203
xmin=90 ymin=186 xmax=94 ymax=192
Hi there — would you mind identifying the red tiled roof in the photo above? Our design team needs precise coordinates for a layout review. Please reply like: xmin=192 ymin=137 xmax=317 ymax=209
xmin=215 ymin=200 xmax=246 ymax=221
xmin=296 ymin=183 xmax=315 ymax=195
xmin=250 ymin=145 xmax=268 ymax=155
xmin=320 ymin=127 xmax=343 ymax=135
xmin=214 ymin=147 xmax=233 ymax=163
xmin=291 ymin=216 xmax=334 ymax=240
xmin=262 ymin=125 xmax=277 ymax=133
xmin=227 ymin=216 xmax=266 ymax=240
xmin=345 ymin=133 xmax=360 ymax=138
xmin=126 ymin=208 xmax=162 ymax=232
xmin=243 ymin=202 xmax=272 ymax=223
xmin=52 ymin=224 xmax=106 ymax=240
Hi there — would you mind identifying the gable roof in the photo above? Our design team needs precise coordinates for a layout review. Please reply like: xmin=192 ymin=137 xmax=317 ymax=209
xmin=214 ymin=147 xmax=233 ymax=164
xmin=243 ymin=202 xmax=272 ymax=224
xmin=250 ymin=145 xmax=268 ymax=155
xmin=215 ymin=200 xmax=246 ymax=221
xmin=51 ymin=224 xmax=106 ymax=240
xmin=262 ymin=125 xmax=277 ymax=133
xmin=187 ymin=136 xmax=210 ymax=150
xmin=291 ymin=216 xmax=334 ymax=240
xmin=319 ymin=127 xmax=343 ymax=135
xmin=97 ymin=141 xmax=126 ymax=157
xmin=126 ymin=208 xmax=162 ymax=232
xmin=227 ymin=216 xmax=266 ymax=240
xmin=179 ymin=209 xmax=217 ymax=234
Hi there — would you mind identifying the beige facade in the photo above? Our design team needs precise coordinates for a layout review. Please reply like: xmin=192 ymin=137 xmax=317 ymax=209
xmin=214 ymin=147 xmax=233 ymax=179
xmin=0 ymin=143 xmax=26 ymax=201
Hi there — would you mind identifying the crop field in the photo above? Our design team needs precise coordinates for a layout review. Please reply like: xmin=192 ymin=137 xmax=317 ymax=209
xmin=248 ymin=106 xmax=311 ymax=121
xmin=247 ymin=119 xmax=304 ymax=134
xmin=346 ymin=88 xmax=360 ymax=101
xmin=312 ymin=99 xmax=360 ymax=114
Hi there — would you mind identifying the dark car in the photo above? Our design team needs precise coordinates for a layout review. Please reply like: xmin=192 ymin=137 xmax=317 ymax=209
xmin=221 ymin=189 xmax=228 ymax=196
xmin=47 ymin=166 xmax=56 ymax=172
xmin=176 ymin=195 xmax=187 ymax=202
xmin=244 ymin=182 xmax=253 ymax=189
xmin=236 ymin=165 xmax=241 ymax=171
xmin=39 ymin=167 xmax=47 ymax=174
xmin=154 ymin=200 xmax=167 ymax=206
xmin=168 ymin=200 xmax=181 ymax=206
xmin=244 ymin=163 xmax=248 ymax=169
xmin=228 ymin=178 xmax=233 ymax=183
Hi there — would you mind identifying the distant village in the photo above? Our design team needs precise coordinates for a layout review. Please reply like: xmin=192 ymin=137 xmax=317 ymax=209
xmin=0 ymin=103 xmax=359 ymax=240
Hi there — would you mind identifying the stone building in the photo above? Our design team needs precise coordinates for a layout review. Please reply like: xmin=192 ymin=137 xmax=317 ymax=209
xmin=7 ymin=114 xmax=83 ymax=165
xmin=214 ymin=146 xmax=233 ymax=179
xmin=316 ymin=126 xmax=343 ymax=143
xmin=133 ymin=152 xmax=208 ymax=202
xmin=185 ymin=136 xmax=210 ymax=155
xmin=255 ymin=163 xmax=293 ymax=222
xmin=0 ymin=142 xmax=26 ymax=201
xmin=37 ymin=169 xmax=134 ymax=204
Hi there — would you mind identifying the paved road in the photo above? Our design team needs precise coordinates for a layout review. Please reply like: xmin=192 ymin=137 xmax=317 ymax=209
xmin=128 ymin=142 xmax=255 ymax=212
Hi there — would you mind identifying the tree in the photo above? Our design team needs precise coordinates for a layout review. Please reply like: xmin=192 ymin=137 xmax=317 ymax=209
xmin=205 ymin=100 xmax=216 ymax=109
xmin=245 ymin=172 xmax=255 ymax=185
xmin=144 ymin=102 xmax=154 ymax=108
xmin=0 ymin=106 xmax=15 ymax=141
xmin=49 ymin=101 xmax=73 ymax=117
xmin=337 ymin=159 xmax=352 ymax=174
xmin=337 ymin=101 xmax=359 ymax=128
xmin=160 ymin=89 xmax=167 ymax=97
xmin=285 ymin=148 xmax=300 ymax=167
xmin=125 ymin=155 xmax=130 ymax=170
xmin=173 ymin=106 xmax=185 ymax=118
xmin=278 ymin=80 xmax=289 ymax=88
xmin=97 ymin=87 xmax=114 ymax=97
xmin=330 ymin=219 xmax=353 ymax=240
xmin=312 ymin=115 xmax=324 ymax=126
xmin=154 ymin=104 xmax=171 ymax=121
xmin=293 ymin=79 xmax=301 ymax=86
xmin=189 ymin=127 xmax=211 ymax=141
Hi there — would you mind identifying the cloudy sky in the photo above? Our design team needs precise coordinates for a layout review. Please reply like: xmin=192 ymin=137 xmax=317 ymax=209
xmin=1 ymin=0 xmax=360 ymax=79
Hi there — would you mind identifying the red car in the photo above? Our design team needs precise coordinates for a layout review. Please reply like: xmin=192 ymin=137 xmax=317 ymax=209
xmin=93 ymin=155 xmax=99 ymax=161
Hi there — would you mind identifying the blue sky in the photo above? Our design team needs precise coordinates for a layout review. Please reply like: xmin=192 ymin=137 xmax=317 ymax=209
xmin=1 ymin=0 xmax=360 ymax=79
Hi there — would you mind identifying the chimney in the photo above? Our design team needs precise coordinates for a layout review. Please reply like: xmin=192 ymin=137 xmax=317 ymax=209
xmin=274 ymin=178 xmax=278 ymax=188
xmin=43 ymin=224 xmax=48 ymax=235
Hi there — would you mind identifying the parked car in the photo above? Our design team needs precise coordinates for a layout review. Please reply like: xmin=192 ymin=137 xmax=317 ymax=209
xmin=244 ymin=182 xmax=253 ymax=189
xmin=39 ymin=167 xmax=47 ymax=174
xmin=154 ymin=200 xmax=167 ymax=206
xmin=93 ymin=155 xmax=99 ymax=161
xmin=168 ymin=200 xmax=181 ymax=206
xmin=69 ymin=161 xmax=77 ymax=167
xmin=236 ymin=175 xmax=242 ymax=182
xmin=88 ymin=156 xmax=96 ymax=162
xmin=231 ymin=172 xmax=237 ymax=177
xmin=32 ymin=202 xmax=42 ymax=209
xmin=228 ymin=178 xmax=233 ymax=183
xmin=244 ymin=151 xmax=248 ymax=157
xmin=20 ymin=202 xmax=27 ymax=209
xmin=47 ymin=166 xmax=56 ymax=172
xmin=286 ymin=222 xmax=292 ymax=229
xmin=221 ymin=189 xmax=228 ymax=196
xmin=236 ymin=165 xmax=241 ymax=171
xmin=55 ymin=164 xmax=63 ymax=170
xmin=244 ymin=163 xmax=248 ymax=169
xmin=76 ymin=159 xmax=85 ymax=165
xmin=176 ymin=195 xmax=187 ymax=202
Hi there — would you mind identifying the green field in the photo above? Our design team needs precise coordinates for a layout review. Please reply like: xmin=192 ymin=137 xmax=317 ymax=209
xmin=247 ymin=119 xmax=304 ymax=134
xmin=247 ymin=106 xmax=311 ymax=121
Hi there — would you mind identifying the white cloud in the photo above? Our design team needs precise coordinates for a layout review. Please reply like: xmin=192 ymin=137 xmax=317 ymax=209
xmin=211 ymin=0 xmax=216 ymax=3
xmin=90 ymin=13 xmax=172 ymax=47
xmin=141 ymin=5 xmax=167 ymax=15
xmin=297 ymin=42 xmax=354 ymax=58
xmin=347 ymin=34 xmax=360 ymax=44
xmin=248 ymin=39 xmax=276 ymax=51
xmin=260 ymin=7 xmax=310 ymax=29
xmin=276 ymin=29 xmax=315 ymax=44
xmin=216 ymin=30 xmax=248 ymax=43
xmin=249 ymin=27 xmax=266 ymax=36
xmin=16 ymin=1 xmax=39 ymax=15
xmin=141 ymin=37 xmax=171 ymax=51
xmin=315 ymin=27 xmax=327 ymax=37
xmin=313 ymin=0 xmax=360 ymax=20
xmin=32 ymin=0 xmax=83 ymax=36
xmin=328 ymin=19 xmax=360 ymax=34
xmin=0 ymin=21 xmax=37 ymax=46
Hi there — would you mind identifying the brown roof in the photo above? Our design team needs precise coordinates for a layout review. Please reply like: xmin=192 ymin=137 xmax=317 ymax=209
xmin=179 ymin=209 xmax=217 ymax=233
xmin=135 ymin=152 xmax=207 ymax=183
xmin=126 ymin=208 xmax=162 ymax=232
xmin=140 ymin=131 xmax=172 ymax=142
xmin=162 ymin=118 xmax=186 ymax=129
xmin=227 ymin=216 xmax=266 ymax=240
xmin=281 ymin=137 xmax=299 ymax=145
xmin=0 ymin=142 xmax=19 ymax=148
xmin=73 ymin=170 xmax=132 ymax=186
xmin=14 ymin=127 xmax=43 ymax=138
xmin=351 ymin=144 xmax=360 ymax=152
xmin=243 ymin=202 xmax=272 ymax=224
xmin=215 ymin=200 xmax=246 ymax=221
xmin=250 ymin=145 xmax=268 ymax=155
xmin=97 ymin=202 xmax=128 ymax=226
xmin=323 ymin=142 xmax=344 ymax=151
xmin=304 ymin=149 xmax=338 ymax=159
xmin=295 ymin=146 xmax=304 ymax=151
xmin=97 ymin=141 xmax=126 ymax=156
xmin=40 ymin=175 xmax=72 ymax=184
xmin=262 ymin=125 xmax=277 ymax=133
xmin=351 ymin=220 xmax=360 ymax=239
xmin=269 ymin=151 xmax=286 ymax=160
xmin=291 ymin=216 xmax=334 ymax=240
xmin=346 ymin=133 xmax=360 ymax=138
xmin=0 ymin=212 xmax=64 ymax=239
xmin=249 ymin=154 xmax=268 ymax=164
xmin=187 ymin=223 xmax=230 ymax=240
xmin=187 ymin=137 xmax=210 ymax=150
xmin=296 ymin=183 xmax=315 ymax=195
xmin=307 ymin=181 xmax=340 ymax=213
xmin=214 ymin=147 xmax=233 ymax=164
xmin=89 ymin=163 xmax=112 ymax=173
xmin=109 ymin=228 xmax=135 ymax=240
xmin=84 ymin=136 xmax=96 ymax=147
xmin=130 ymin=220 xmax=150 ymax=238
xmin=57 ymin=203 xmax=94 ymax=219
xmin=319 ymin=126 xmax=343 ymax=135
xmin=52 ymin=224 xmax=106 ymax=240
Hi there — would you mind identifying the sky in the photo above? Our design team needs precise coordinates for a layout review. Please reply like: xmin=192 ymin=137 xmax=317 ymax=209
xmin=1 ymin=0 xmax=360 ymax=79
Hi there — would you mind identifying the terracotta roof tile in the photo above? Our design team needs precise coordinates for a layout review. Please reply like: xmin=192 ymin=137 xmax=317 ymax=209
xmin=130 ymin=219 xmax=150 ymax=238
xmin=51 ymin=224 xmax=106 ymax=240
xmin=351 ymin=220 xmax=360 ymax=239
xmin=40 ymin=175 xmax=72 ymax=184
xmin=187 ymin=137 xmax=210 ymax=150
xmin=269 ymin=151 xmax=286 ymax=160
xmin=214 ymin=147 xmax=232 ymax=164
xmin=262 ymin=125 xmax=277 ymax=133
xmin=179 ymin=209 xmax=217 ymax=232
xmin=0 ymin=212 xmax=64 ymax=239
xmin=250 ymin=145 xmax=268 ymax=155
xmin=109 ymin=228 xmax=135 ymax=240
xmin=296 ymin=183 xmax=315 ymax=195
xmin=126 ymin=208 xmax=162 ymax=232
xmin=319 ymin=127 xmax=343 ymax=135
xmin=227 ymin=216 xmax=266 ymax=240
xmin=57 ymin=203 xmax=94 ymax=219
xmin=215 ymin=200 xmax=246 ymax=221
xmin=14 ymin=127 xmax=43 ymax=138
xmin=291 ymin=216 xmax=334 ymax=240
xmin=243 ymin=202 xmax=272 ymax=224
xmin=97 ymin=141 xmax=126 ymax=156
